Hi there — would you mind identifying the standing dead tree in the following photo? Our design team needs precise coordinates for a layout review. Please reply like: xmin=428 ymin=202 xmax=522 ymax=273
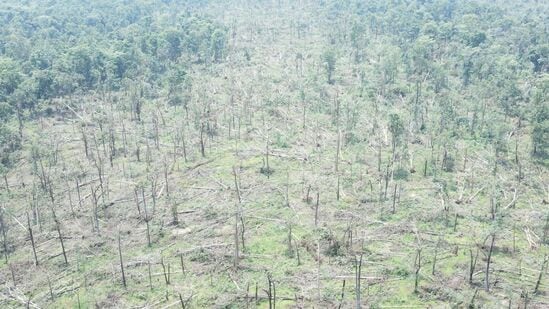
xmin=533 ymin=255 xmax=548 ymax=294
xmin=52 ymin=209 xmax=68 ymax=265
xmin=0 ymin=208 xmax=9 ymax=263
xmin=414 ymin=248 xmax=422 ymax=293
xmin=315 ymin=192 xmax=320 ymax=227
xmin=335 ymin=95 xmax=341 ymax=201
xmin=413 ymin=225 xmax=423 ymax=294
xmin=338 ymin=279 xmax=346 ymax=309
xmin=161 ymin=256 xmax=171 ymax=285
xmin=265 ymin=273 xmax=276 ymax=309
xmin=26 ymin=212 xmax=38 ymax=266
xmin=469 ymin=247 xmax=479 ymax=285
xmin=432 ymin=237 xmax=442 ymax=275
xmin=485 ymin=234 xmax=496 ymax=291
xmin=141 ymin=187 xmax=152 ymax=247
xmin=233 ymin=167 xmax=243 ymax=269
xmin=355 ymin=253 xmax=363 ymax=308
xmin=118 ymin=231 xmax=126 ymax=288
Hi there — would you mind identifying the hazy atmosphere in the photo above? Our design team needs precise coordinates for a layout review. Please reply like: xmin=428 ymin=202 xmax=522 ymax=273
xmin=0 ymin=0 xmax=548 ymax=308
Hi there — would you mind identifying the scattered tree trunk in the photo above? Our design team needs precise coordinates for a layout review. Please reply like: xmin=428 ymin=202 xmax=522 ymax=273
xmin=148 ymin=260 xmax=153 ymax=290
xmin=180 ymin=254 xmax=186 ymax=278
xmin=338 ymin=279 xmax=346 ymax=309
xmin=233 ymin=167 xmax=242 ymax=269
xmin=414 ymin=248 xmax=422 ymax=293
xmin=179 ymin=293 xmax=185 ymax=309
xmin=3 ymin=175 xmax=9 ymax=195
xmin=48 ymin=277 xmax=54 ymax=301
xmin=533 ymin=255 xmax=548 ymax=294
xmin=26 ymin=212 xmax=38 ymax=266
xmin=469 ymin=247 xmax=479 ymax=284
xmin=142 ymin=187 xmax=152 ymax=247
xmin=161 ymin=256 xmax=170 ymax=285
xmin=52 ymin=209 xmax=68 ymax=265
xmin=391 ymin=183 xmax=398 ymax=214
xmin=542 ymin=214 xmax=548 ymax=245
xmin=355 ymin=254 xmax=363 ymax=308
xmin=468 ymin=289 xmax=478 ymax=309
xmin=266 ymin=273 xmax=275 ymax=309
xmin=485 ymin=234 xmax=495 ymax=291
xmin=315 ymin=192 xmax=320 ymax=227
xmin=118 ymin=232 xmax=126 ymax=288
xmin=432 ymin=238 xmax=440 ymax=275
xmin=0 ymin=209 xmax=9 ymax=263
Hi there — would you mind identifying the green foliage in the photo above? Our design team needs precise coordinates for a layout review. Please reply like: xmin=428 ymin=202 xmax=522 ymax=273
xmin=0 ymin=57 xmax=21 ymax=101
xmin=210 ymin=29 xmax=227 ymax=62
xmin=528 ymin=44 xmax=549 ymax=73
xmin=389 ymin=113 xmax=404 ymax=149
xmin=322 ymin=49 xmax=336 ymax=84
xmin=531 ymin=76 xmax=549 ymax=160
xmin=394 ymin=167 xmax=409 ymax=181
xmin=274 ymin=133 xmax=290 ymax=148
xmin=0 ymin=124 xmax=20 ymax=171
xmin=532 ymin=101 xmax=549 ymax=160
xmin=0 ymin=102 xmax=13 ymax=122
xmin=0 ymin=0 xmax=228 ymax=116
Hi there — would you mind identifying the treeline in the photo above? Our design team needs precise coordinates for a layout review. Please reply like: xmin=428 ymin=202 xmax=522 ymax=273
xmin=0 ymin=0 xmax=227 ymax=110
xmin=0 ymin=0 xmax=228 ymax=173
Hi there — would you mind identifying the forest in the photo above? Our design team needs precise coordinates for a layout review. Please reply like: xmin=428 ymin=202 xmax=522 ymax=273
xmin=0 ymin=0 xmax=548 ymax=307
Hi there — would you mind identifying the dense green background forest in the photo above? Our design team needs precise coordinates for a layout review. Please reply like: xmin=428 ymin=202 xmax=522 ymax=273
xmin=0 ymin=0 xmax=547 ymax=308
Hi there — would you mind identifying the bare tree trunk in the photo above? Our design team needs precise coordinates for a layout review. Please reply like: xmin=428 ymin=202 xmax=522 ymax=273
xmin=0 ymin=209 xmax=9 ymax=263
xmin=355 ymin=254 xmax=363 ymax=309
xmin=468 ymin=289 xmax=478 ymax=308
xmin=164 ymin=160 xmax=169 ymax=197
xmin=542 ymin=214 xmax=549 ymax=245
xmin=53 ymin=210 xmax=68 ymax=265
xmin=414 ymin=248 xmax=422 ymax=293
xmin=315 ymin=192 xmax=320 ymax=227
xmin=66 ymin=179 xmax=76 ymax=217
xmin=469 ymin=247 xmax=479 ymax=284
xmin=142 ymin=188 xmax=151 ymax=247
xmin=533 ymin=255 xmax=548 ymax=294
xmin=76 ymin=178 xmax=82 ymax=209
xmin=391 ymin=183 xmax=398 ymax=214
xmin=266 ymin=273 xmax=275 ymax=309
xmin=134 ymin=187 xmax=141 ymax=215
xmin=148 ymin=260 xmax=153 ymax=290
xmin=161 ymin=257 xmax=170 ymax=285
xmin=233 ymin=167 xmax=243 ymax=269
xmin=181 ymin=125 xmax=188 ymax=162
xmin=3 ymin=175 xmax=9 ymax=194
xmin=91 ymin=186 xmax=99 ymax=233
xmin=305 ymin=185 xmax=311 ymax=204
xmin=338 ymin=279 xmax=346 ymax=309
xmin=255 ymin=282 xmax=258 ymax=305
xmin=48 ymin=277 xmax=54 ymax=301
xmin=200 ymin=124 xmax=206 ymax=158
xmin=80 ymin=126 xmax=89 ymax=159
xmin=265 ymin=138 xmax=271 ymax=178
xmin=485 ymin=234 xmax=495 ymax=291
xmin=234 ymin=210 xmax=239 ymax=269
xmin=432 ymin=239 xmax=440 ymax=275
xmin=180 ymin=254 xmax=186 ymax=278
xmin=26 ymin=213 xmax=38 ymax=266
xmin=118 ymin=232 xmax=126 ymax=288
